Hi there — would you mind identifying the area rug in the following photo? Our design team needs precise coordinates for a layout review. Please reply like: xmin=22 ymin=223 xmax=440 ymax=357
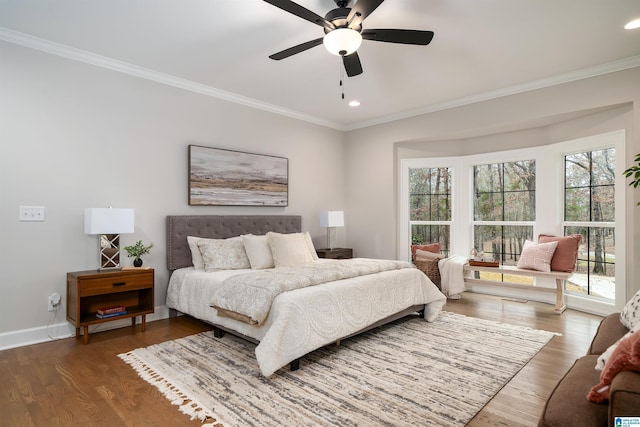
xmin=119 ymin=312 xmax=558 ymax=426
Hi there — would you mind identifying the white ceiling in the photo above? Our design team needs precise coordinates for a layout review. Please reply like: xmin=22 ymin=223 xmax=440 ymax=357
xmin=1 ymin=0 xmax=639 ymax=130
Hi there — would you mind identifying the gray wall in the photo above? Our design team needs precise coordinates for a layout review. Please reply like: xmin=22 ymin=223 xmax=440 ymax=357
xmin=0 ymin=41 xmax=346 ymax=342
xmin=345 ymin=67 xmax=640 ymax=299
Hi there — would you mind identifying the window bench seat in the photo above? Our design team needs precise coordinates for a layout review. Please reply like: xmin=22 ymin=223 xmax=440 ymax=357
xmin=463 ymin=264 xmax=573 ymax=314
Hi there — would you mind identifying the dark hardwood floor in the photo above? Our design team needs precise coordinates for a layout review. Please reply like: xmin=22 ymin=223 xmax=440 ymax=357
xmin=0 ymin=293 xmax=603 ymax=426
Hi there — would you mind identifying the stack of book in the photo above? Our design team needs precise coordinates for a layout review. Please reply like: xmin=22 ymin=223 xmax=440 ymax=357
xmin=96 ymin=305 xmax=127 ymax=319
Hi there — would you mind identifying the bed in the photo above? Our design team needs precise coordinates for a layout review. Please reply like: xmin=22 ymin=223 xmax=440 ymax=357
xmin=165 ymin=215 xmax=446 ymax=376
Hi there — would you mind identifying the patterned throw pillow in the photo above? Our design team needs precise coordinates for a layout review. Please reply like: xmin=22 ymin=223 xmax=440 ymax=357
xmin=621 ymin=289 xmax=640 ymax=330
xmin=516 ymin=240 xmax=558 ymax=273
xmin=197 ymin=238 xmax=251 ymax=272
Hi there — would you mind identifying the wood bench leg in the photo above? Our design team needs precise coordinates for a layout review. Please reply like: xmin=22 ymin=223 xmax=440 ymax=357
xmin=554 ymin=279 xmax=567 ymax=314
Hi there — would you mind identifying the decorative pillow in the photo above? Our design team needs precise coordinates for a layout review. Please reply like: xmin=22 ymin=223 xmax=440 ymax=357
xmin=621 ymin=289 xmax=640 ymax=330
xmin=267 ymin=232 xmax=315 ymax=267
xmin=411 ymin=243 xmax=440 ymax=260
xmin=588 ymin=328 xmax=640 ymax=403
xmin=241 ymin=234 xmax=275 ymax=270
xmin=197 ymin=238 xmax=251 ymax=272
xmin=303 ymin=232 xmax=319 ymax=261
xmin=596 ymin=322 xmax=640 ymax=370
xmin=538 ymin=234 xmax=582 ymax=273
xmin=187 ymin=236 xmax=227 ymax=269
xmin=415 ymin=249 xmax=443 ymax=261
xmin=516 ymin=240 xmax=558 ymax=272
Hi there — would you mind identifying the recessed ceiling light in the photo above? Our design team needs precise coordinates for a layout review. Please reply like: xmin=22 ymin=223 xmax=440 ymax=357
xmin=348 ymin=100 xmax=361 ymax=107
xmin=625 ymin=18 xmax=640 ymax=30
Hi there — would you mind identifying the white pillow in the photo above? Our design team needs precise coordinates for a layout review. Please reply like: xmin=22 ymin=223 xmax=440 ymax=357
xmin=516 ymin=240 xmax=558 ymax=273
xmin=242 ymin=234 xmax=275 ymax=269
xmin=303 ymin=232 xmax=319 ymax=261
xmin=267 ymin=232 xmax=315 ymax=267
xmin=620 ymin=289 xmax=640 ymax=330
xmin=415 ymin=249 xmax=442 ymax=261
xmin=187 ymin=235 xmax=219 ymax=269
xmin=197 ymin=238 xmax=250 ymax=272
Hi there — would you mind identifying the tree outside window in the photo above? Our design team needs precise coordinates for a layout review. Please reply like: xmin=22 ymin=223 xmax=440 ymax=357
xmin=564 ymin=149 xmax=615 ymax=300
xmin=409 ymin=167 xmax=451 ymax=256
xmin=473 ymin=160 xmax=535 ymax=264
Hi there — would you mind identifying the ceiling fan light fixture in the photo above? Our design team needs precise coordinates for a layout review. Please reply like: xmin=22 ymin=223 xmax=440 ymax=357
xmin=323 ymin=28 xmax=362 ymax=56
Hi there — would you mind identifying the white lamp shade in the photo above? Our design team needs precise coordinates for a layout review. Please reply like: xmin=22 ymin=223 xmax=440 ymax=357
xmin=84 ymin=208 xmax=135 ymax=234
xmin=319 ymin=211 xmax=345 ymax=228
xmin=323 ymin=28 xmax=362 ymax=56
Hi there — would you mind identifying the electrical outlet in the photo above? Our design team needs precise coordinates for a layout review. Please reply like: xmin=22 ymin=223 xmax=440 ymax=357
xmin=48 ymin=292 xmax=61 ymax=311
xmin=20 ymin=206 xmax=45 ymax=222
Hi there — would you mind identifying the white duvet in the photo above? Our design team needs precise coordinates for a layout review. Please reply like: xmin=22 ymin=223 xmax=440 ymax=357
xmin=166 ymin=258 xmax=447 ymax=376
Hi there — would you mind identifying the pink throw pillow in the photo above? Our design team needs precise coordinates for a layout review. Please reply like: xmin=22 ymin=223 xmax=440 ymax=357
xmin=411 ymin=243 xmax=440 ymax=260
xmin=538 ymin=234 xmax=582 ymax=273
xmin=517 ymin=240 xmax=558 ymax=272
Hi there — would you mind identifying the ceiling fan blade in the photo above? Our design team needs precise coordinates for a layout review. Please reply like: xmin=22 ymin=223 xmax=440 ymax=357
xmin=362 ymin=29 xmax=434 ymax=45
xmin=347 ymin=0 xmax=385 ymax=28
xmin=343 ymin=51 xmax=363 ymax=77
xmin=269 ymin=38 xmax=324 ymax=60
xmin=263 ymin=0 xmax=335 ymax=31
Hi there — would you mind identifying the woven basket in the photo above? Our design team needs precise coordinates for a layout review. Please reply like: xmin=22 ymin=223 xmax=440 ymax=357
xmin=413 ymin=259 xmax=441 ymax=289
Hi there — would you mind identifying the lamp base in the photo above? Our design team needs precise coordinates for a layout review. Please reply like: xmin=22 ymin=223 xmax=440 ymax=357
xmin=327 ymin=227 xmax=338 ymax=250
xmin=99 ymin=234 xmax=121 ymax=270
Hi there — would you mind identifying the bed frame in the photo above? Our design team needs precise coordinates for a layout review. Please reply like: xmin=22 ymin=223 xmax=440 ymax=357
xmin=166 ymin=214 xmax=424 ymax=371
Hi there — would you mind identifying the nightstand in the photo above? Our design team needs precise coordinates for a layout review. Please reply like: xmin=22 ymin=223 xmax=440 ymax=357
xmin=67 ymin=268 xmax=154 ymax=344
xmin=316 ymin=248 xmax=353 ymax=259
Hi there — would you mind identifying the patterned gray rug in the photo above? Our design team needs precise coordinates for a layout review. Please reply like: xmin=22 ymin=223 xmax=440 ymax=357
xmin=119 ymin=312 xmax=558 ymax=426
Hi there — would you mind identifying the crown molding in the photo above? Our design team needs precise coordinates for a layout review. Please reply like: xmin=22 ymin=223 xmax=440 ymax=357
xmin=345 ymin=55 xmax=640 ymax=131
xmin=0 ymin=27 xmax=344 ymax=130
xmin=2 ymin=27 xmax=638 ymax=133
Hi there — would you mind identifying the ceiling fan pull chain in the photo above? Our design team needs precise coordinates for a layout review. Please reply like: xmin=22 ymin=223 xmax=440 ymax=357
xmin=340 ymin=59 xmax=345 ymax=100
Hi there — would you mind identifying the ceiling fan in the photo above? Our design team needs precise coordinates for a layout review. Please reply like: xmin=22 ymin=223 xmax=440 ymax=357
xmin=264 ymin=0 xmax=435 ymax=77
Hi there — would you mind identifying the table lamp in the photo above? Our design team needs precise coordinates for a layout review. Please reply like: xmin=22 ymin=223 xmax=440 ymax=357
xmin=84 ymin=207 xmax=135 ymax=269
xmin=319 ymin=210 xmax=344 ymax=250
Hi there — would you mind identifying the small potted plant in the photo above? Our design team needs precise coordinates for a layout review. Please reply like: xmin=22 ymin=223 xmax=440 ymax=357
xmin=124 ymin=240 xmax=153 ymax=267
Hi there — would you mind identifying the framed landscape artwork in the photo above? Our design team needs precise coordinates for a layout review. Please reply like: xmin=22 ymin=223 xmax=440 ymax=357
xmin=188 ymin=145 xmax=288 ymax=206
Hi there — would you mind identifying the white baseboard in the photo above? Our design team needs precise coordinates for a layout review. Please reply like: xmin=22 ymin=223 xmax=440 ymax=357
xmin=0 ymin=305 xmax=171 ymax=351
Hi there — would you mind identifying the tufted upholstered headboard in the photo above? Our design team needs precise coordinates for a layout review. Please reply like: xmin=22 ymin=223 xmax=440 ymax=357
xmin=166 ymin=215 xmax=302 ymax=271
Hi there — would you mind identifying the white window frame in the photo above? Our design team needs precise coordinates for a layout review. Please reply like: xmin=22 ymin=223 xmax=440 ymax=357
xmin=399 ymin=130 xmax=626 ymax=315
xmin=399 ymin=158 xmax=466 ymax=261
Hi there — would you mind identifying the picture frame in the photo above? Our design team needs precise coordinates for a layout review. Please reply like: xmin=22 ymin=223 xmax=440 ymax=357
xmin=188 ymin=145 xmax=288 ymax=206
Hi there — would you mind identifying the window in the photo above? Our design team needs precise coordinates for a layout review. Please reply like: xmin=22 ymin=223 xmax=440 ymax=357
xmin=564 ymin=149 xmax=616 ymax=301
xmin=409 ymin=167 xmax=451 ymax=256
xmin=399 ymin=129 xmax=626 ymax=314
xmin=473 ymin=160 xmax=535 ymax=265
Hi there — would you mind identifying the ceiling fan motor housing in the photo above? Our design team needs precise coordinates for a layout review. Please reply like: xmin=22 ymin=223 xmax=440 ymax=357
xmin=324 ymin=7 xmax=361 ymax=34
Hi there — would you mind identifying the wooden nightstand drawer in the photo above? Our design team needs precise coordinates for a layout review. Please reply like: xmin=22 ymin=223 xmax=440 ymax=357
xmin=76 ymin=272 xmax=152 ymax=296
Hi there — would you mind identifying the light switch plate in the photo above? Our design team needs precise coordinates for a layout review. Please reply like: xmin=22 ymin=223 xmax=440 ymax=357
xmin=19 ymin=206 xmax=45 ymax=222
